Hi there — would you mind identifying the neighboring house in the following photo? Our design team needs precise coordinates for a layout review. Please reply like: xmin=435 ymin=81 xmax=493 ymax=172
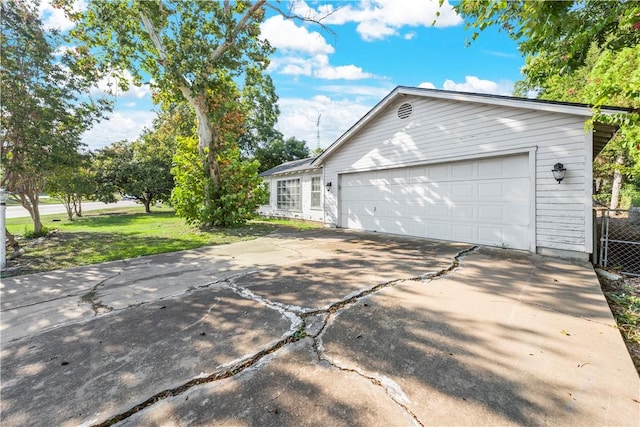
xmin=262 ymin=86 xmax=629 ymax=260
xmin=258 ymin=157 xmax=324 ymax=222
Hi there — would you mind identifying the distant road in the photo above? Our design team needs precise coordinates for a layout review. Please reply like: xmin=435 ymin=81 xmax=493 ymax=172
xmin=6 ymin=200 xmax=139 ymax=219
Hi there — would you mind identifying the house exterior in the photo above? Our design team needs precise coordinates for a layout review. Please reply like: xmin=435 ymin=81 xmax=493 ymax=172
xmin=261 ymin=86 xmax=627 ymax=260
xmin=258 ymin=157 xmax=324 ymax=222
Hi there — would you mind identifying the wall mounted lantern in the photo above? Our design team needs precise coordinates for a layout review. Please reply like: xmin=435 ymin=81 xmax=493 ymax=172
xmin=325 ymin=181 xmax=332 ymax=191
xmin=552 ymin=163 xmax=566 ymax=183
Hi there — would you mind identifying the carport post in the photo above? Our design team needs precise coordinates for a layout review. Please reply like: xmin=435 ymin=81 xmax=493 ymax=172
xmin=0 ymin=188 xmax=6 ymax=269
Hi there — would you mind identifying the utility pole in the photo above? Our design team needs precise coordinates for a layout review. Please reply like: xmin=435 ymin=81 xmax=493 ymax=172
xmin=316 ymin=113 xmax=321 ymax=151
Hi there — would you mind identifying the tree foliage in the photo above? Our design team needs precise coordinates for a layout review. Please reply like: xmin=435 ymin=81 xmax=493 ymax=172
xmin=454 ymin=1 xmax=640 ymax=79
xmin=63 ymin=0 xmax=279 ymax=225
xmin=93 ymin=138 xmax=174 ymax=213
xmin=517 ymin=44 xmax=640 ymax=208
xmin=46 ymin=160 xmax=97 ymax=221
xmin=171 ymin=136 xmax=267 ymax=227
xmin=254 ymin=136 xmax=310 ymax=173
xmin=1 ymin=0 xmax=110 ymax=236
xmin=454 ymin=1 xmax=639 ymax=124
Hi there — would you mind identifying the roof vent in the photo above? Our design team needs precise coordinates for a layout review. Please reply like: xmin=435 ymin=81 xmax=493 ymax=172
xmin=397 ymin=103 xmax=413 ymax=119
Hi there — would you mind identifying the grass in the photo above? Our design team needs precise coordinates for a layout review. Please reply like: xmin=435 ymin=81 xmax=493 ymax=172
xmin=4 ymin=206 xmax=322 ymax=277
xmin=599 ymin=274 xmax=640 ymax=374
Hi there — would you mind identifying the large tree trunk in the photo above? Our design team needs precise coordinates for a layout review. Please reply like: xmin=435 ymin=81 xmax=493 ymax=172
xmin=142 ymin=199 xmax=151 ymax=213
xmin=609 ymin=155 xmax=624 ymax=210
xmin=181 ymin=89 xmax=222 ymax=187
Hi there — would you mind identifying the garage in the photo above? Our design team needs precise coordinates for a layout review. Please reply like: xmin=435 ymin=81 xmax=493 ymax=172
xmin=339 ymin=154 xmax=531 ymax=250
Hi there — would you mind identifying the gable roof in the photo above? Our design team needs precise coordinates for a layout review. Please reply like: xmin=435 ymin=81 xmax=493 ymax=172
xmin=312 ymin=86 xmax=631 ymax=165
xmin=259 ymin=157 xmax=320 ymax=177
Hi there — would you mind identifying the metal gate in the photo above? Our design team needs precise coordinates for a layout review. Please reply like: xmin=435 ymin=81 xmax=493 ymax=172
xmin=595 ymin=208 xmax=640 ymax=276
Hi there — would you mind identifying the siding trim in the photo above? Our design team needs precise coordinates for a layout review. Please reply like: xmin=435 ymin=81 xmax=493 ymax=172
xmin=584 ymin=126 xmax=594 ymax=253
xmin=529 ymin=147 xmax=537 ymax=253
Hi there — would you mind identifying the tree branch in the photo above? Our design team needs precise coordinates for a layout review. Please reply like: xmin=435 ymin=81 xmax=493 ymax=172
xmin=139 ymin=9 xmax=192 ymax=88
xmin=265 ymin=2 xmax=339 ymax=37
xmin=206 ymin=0 xmax=267 ymax=70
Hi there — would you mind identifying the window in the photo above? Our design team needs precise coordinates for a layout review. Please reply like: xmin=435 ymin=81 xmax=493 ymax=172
xmin=310 ymin=176 xmax=321 ymax=209
xmin=277 ymin=179 xmax=301 ymax=210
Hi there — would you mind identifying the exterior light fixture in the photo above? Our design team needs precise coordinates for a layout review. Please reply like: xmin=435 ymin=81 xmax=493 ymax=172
xmin=552 ymin=163 xmax=566 ymax=184
xmin=325 ymin=181 xmax=332 ymax=191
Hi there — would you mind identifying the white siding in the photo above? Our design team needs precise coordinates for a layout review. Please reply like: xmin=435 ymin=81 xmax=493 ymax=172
xmin=323 ymin=97 xmax=592 ymax=254
xmin=258 ymin=172 xmax=324 ymax=222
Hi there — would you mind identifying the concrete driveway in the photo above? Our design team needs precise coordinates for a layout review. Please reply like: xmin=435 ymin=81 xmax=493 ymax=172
xmin=1 ymin=228 xmax=638 ymax=426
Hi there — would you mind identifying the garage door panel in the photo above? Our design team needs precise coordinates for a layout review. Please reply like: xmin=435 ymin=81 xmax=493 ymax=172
xmin=428 ymin=223 xmax=450 ymax=239
xmin=429 ymin=164 xmax=449 ymax=179
xmin=452 ymin=161 xmax=474 ymax=178
xmin=478 ymin=205 xmax=504 ymax=221
xmin=501 ymin=155 xmax=529 ymax=177
xmin=340 ymin=154 xmax=531 ymax=250
xmin=451 ymin=224 xmax=475 ymax=241
xmin=429 ymin=204 xmax=450 ymax=218
xmin=452 ymin=182 xmax=474 ymax=198
xmin=452 ymin=204 xmax=474 ymax=220
xmin=503 ymin=203 xmax=530 ymax=225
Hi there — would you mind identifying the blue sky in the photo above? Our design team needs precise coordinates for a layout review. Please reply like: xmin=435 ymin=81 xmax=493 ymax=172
xmin=39 ymin=0 xmax=525 ymax=151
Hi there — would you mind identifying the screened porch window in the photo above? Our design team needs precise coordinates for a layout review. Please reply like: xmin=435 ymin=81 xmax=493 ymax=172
xmin=277 ymin=179 xmax=301 ymax=210
xmin=310 ymin=176 xmax=321 ymax=209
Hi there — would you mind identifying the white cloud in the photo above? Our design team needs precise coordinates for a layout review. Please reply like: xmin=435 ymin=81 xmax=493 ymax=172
xmin=271 ymin=53 xmax=376 ymax=81
xmin=261 ymin=10 xmax=376 ymax=81
xmin=38 ymin=0 xmax=85 ymax=31
xmin=403 ymin=32 xmax=417 ymax=40
xmin=260 ymin=15 xmax=334 ymax=54
xmin=315 ymin=64 xmax=373 ymax=80
xmin=90 ymin=70 xmax=151 ymax=99
xmin=277 ymin=95 xmax=374 ymax=149
xmin=288 ymin=0 xmax=462 ymax=41
xmin=442 ymin=76 xmax=514 ymax=96
xmin=82 ymin=110 xmax=156 ymax=150
xmin=356 ymin=20 xmax=397 ymax=41
xmin=418 ymin=81 xmax=436 ymax=89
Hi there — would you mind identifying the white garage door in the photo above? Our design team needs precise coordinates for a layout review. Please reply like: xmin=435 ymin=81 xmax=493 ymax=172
xmin=339 ymin=155 xmax=531 ymax=250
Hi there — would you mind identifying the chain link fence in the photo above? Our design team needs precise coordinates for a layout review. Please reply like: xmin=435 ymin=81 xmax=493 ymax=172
xmin=595 ymin=208 xmax=640 ymax=276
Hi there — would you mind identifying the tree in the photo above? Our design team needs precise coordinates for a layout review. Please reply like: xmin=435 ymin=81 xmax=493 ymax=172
xmin=46 ymin=156 xmax=97 ymax=220
xmin=451 ymin=0 xmax=640 ymax=208
xmin=453 ymin=1 xmax=639 ymax=125
xmin=1 ymin=0 xmax=110 ymax=240
xmin=515 ymin=45 xmax=640 ymax=209
xmin=93 ymin=139 xmax=174 ymax=213
xmin=63 ymin=1 xmax=277 ymax=222
xmin=453 ymin=1 xmax=639 ymax=79
xmin=254 ymin=136 xmax=310 ymax=173
xmin=171 ymin=135 xmax=267 ymax=227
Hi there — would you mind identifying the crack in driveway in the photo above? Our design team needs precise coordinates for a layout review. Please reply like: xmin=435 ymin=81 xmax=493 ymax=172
xmin=94 ymin=246 xmax=476 ymax=426
xmin=80 ymin=271 xmax=122 ymax=316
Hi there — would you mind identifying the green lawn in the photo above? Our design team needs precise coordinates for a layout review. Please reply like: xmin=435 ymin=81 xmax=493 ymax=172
xmin=5 ymin=206 xmax=321 ymax=276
